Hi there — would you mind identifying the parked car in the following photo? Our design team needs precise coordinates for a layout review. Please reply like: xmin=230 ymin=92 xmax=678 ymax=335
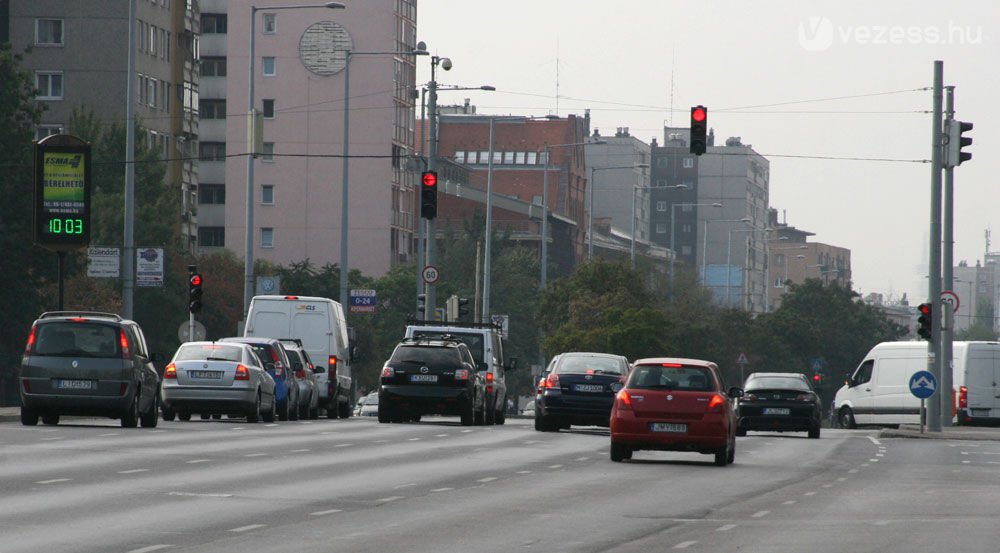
xmin=280 ymin=339 xmax=320 ymax=420
xmin=379 ymin=337 xmax=486 ymax=425
xmin=534 ymin=352 xmax=630 ymax=431
xmin=358 ymin=392 xmax=379 ymax=417
xmin=737 ymin=372 xmax=821 ymax=438
xmin=220 ymin=337 xmax=300 ymax=421
xmin=19 ymin=311 xmax=162 ymax=428
xmin=610 ymin=357 xmax=743 ymax=466
xmin=161 ymin=341 xmax=277 ymax=423
xmin=520 ymin=400 xmax=535 ymax=416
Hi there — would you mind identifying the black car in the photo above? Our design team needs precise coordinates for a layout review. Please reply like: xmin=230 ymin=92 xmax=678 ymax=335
xmin=19 ymin=311 xmax=163 ymax=428
xmin=736 ymin=372 xmax=822 ymax=439
xmin=378 ymin=337 xmax=486 ymax=425
xmin=535 ymin=352 xmax=630 ymax=432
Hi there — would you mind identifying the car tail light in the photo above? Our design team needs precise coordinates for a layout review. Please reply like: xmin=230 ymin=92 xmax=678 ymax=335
xmin=235 ymin=364 xmax=250 ymax=381
xmin=616 ymin=390 xmax=632 ymax=411
xmin=454 ymin=369 xmax=469 ymax=381
xmin=381 ymin=366 xmax=395 ymax=378
xmin=284 ymin=296 xmax=299 ymax=300
xmin=119 ymin=330 xmax=131 ymax=358
xmin=707 ymin=394 xmax=725 ymax=413
xmin=70 ymin=317 xmax=87 ymax=322
xmin=661 ymin=363 xmax=683 ymax=367
xmin=543 ymin=373 xmax=560 ymax=390
xmin=328 ymin=356 xmax=338 ymax=380
xmin=24 ymin=326 xmax=37 ymax=355
xmin=295 ymin=369 xmax=306 ymax=379
xmin=164 ymin=363 xmax=177 ymax=379
xmin=959 ymin=385 xmax=968 ymax=409
xmin=486 ymin=372 xmax=494 ymax=383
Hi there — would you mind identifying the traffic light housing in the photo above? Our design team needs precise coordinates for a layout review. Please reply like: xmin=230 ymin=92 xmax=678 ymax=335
xmin=917 ymin=302 xmax=932 ymax=341
xmin=945 ymin=119 xmax=973 ymax=167
xmin=188 ymin=267 xmax=203 ymax=314
xmin=690 ymin=105 xmax=708 ymax=155
xmin=417 ymin=293 xmax=427 ymax=315
xmin=420 ymin=170 xmax=438 ymax=220
xmin=458 ymin=297 xmax=470 ymax=319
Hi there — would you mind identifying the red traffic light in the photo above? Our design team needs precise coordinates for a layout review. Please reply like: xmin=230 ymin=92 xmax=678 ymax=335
xmin=422 ymin=171 xmax=438 ymax=187
xmin=190 ymin=274 xmax=202 ymax=287
xmin=813 ymin=374 xmax=821 ymax=382
xmin=918 ymin=303 xmax=931 ymax=316
xmin=691 ymin=107 xmax=707 ymax=123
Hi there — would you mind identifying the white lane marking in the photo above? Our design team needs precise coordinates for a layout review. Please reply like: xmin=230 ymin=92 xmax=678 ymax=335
xmin=716 ymin=524 xmax=737 ymax=532
xmin=782 ymin=500 xmax=797 ymax=505
xmin=229 ymin=524 xmax=266 ymax=533
xmin=962 ymin=460 xmax=971 ymax=464
xmin=875 ymin=453 xmax=885 ymax=457
xmin=378 ymin=496 xmax=404 ymax=503
xmin=99 ymin=433 xmax=119 ymax=437
xmin=961 ymin=451 xmax=969 ymax=455
xmin=868 ymin=436 xmax=881 ymax=445
xmin=848 ymin=469 xmax=859 ymax=474
xmin=966 ymin=451 xmax=1000 ymax=455
xmin=837 ymin=477 xmax=847 ymax=482
xmin=523 ymin=440 xmax=542 ymax=445
xmin=477 ymin=477 xmax=498 ymax=483
xmin=231 ymin=427 xmax=245 ymax=431
xmin=751 ymin=510 xmax=770 ymax=518
xmin=186 ymin=459 xmax=211 ymax=464
xmin=167 ymin=492 xmax=232 ymax=498
xmin=516 ymin=470 xmax=532 ymax=474
xmin=575 ymin=457 xmax=590 ymax=461
xmin=265 ymin=424 xmax=279 ymax=427
xmin=803 ymin=492 xmax=817 ymax=497
xmin=375 ymin=439 xmax=389 ymax=443
xmin=36 ymin=478 xmax=71 ymax=484
xmin=291 ymin=449 xmax=310 ymax=453
xmin=874 ymin=520 xmax=890 ymax=526
xmin=394 ymin=483 xmax=416 ymax=489
xmin=40 ymin=437 xmax=64 ymax=441
xmin=245 ymin=453 xmax=267 ymax=457
xmin=126 ymin=545 xmax=173 ymax=553
xmin=310 ymin=509 xmax=342 ymax=516
xmin=869 ymin=459 xmax=879 ymax=463
xmin=461 ymin=429 xmax=473 ymax=433
xmin=674 ymin=541 xmax=697 ymax=549
xmin=431 ymin=488 xmax=453 ymax=493
xmin=119 ymin=469 xmax=150 ymax=474
xmin=861 ymin=463 xmax=870 ymax=467
xmin=822 ymin=484 xmax=833 ymax=488
xmin=436 ymin=434 xmax=449 ymax=438
xmin=548 ymin=464 xmax=564 ymax=469
xmin=408 ymin=438 xmax=420 ymax=441
xmin=335 ymin=443 xmax=353 ymax=447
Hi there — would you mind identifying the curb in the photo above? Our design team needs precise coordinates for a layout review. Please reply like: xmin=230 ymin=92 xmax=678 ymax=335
xmin=878 ymin=424 xmax=1000 ymax=441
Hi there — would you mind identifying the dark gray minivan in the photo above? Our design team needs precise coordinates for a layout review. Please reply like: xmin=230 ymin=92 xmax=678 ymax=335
xmin=19 ymin=311 xmax=162 ymax=428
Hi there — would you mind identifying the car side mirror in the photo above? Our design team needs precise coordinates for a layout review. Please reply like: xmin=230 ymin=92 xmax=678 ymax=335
xmin=313 ymin=366 xmax=326 ymax=374
xmin=477 ymin=361 xmax=488 ymax=372
xmin=728 ymin=387 xmax=744 ymax=399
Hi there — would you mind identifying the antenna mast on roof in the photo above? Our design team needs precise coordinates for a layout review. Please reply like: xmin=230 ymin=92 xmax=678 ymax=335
xmin=669 ymin=46 xmax=675 ymax=127
xmin=555 ymin=40 xmax=560 ymax=116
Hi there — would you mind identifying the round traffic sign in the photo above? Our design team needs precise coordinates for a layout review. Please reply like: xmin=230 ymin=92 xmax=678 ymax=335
xmin=421 ymin=265 xmax=440 ymax=284
xmin=941 ymin=290 xmax=960 ymax=313
xmin=909 ymin=370 xmax=937 ymax=399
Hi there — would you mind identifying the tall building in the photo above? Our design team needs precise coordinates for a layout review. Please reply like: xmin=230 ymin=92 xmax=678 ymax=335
xmin=767 ymin=209 xmax=851 ymax=311
xmin=6 ymin=0 xmax=200 ymax=250
xmin=584 ymin=127 xmax=651 ymax=259
xmin=649 ymin=129 xmax=702 ymax=274
xmin=198 ymin=0 xmax=418 ymax=279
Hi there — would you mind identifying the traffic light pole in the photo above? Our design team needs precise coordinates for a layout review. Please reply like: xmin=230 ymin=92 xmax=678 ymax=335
xmin=927 ymin=60 xmax=943 ymax=433
xmin=941 ymin=85 xmax=955 ymax=428
xmin=424 ymin=59 xmax=441 ymax=321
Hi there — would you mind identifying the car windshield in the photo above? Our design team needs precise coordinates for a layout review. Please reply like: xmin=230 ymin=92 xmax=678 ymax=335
xmin=629 ymin=365 xmax=714 ymax=391
xmin=745 ymin=376 xmax=811 ymax=392
xmin=174 ymin=344 xmax=243 ymax=362
xmin=365 ymin=395 xmax=379 ymax=405
xmin=390 ymin=345 xmax=461 ymax=366
xmin=557 ymin=355 xmax=625 ymax=375
xmin=34 ymin=322 xmax=120 ymax=358
xmin=411 ymin=331 xmax=484 ymax=362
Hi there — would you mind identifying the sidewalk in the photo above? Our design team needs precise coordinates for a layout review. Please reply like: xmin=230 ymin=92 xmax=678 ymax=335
xmin=878 ymin=423 xmax=1000 ymax=441
xmin=0 ymin=406 xmax=20 ymax=423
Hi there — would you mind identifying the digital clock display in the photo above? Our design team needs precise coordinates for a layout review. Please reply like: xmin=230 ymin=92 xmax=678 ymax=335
xmin=33 ymin=141 xmax=92 ymax=249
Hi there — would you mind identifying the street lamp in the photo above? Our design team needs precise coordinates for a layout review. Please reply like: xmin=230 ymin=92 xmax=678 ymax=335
xmin=726 ymin=226 xmax=772 ymax=309
xmin=701 ymin=217 xmax=750 ymax=285
xmin=588 ymin=163 xmax=649 ymax=260
xmin=669 ymin=202 xmax=721 ymax=295
xmin=630 ymin=184 xmax=687 ymax=269
xmin=422 ymin=52 xmax=453 ymax=319
xmin=244 ymin=1 xmax=346 ymax=317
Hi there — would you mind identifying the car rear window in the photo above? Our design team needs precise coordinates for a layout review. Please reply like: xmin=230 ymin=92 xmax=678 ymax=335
xmin=174 ymin=344 xmax=243 ymax=362
xmin=629 ymin=364 xmax=715 ymax=391
xmin=557 ymin=355 xmax=626 ymax=375
xmin=33 ymin=322 xmax=120 ymax=358
xmin=745 ymin=376 xmax=811 ymax=392
xmin=286 ymin=350 xmax=304 ymax=366
xmin=411 ymin=331 xmax=485 ymax=362
xmin=390 ymin=345 xmax=462 ymax=367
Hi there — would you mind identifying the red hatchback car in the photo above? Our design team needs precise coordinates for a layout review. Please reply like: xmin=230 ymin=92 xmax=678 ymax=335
xmin=609 ymin=358 xmax=743 ymax=466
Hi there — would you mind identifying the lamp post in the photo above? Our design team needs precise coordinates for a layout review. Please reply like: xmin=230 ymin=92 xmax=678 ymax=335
xmin=630 ymin=184 xmax=687 ymax=269
xmin=669 ymin=202 xmax=721 ymax=296
xmin=244 ymin=2 xmax=346 ymax=318
xmin=726 ymin=226 xmax=771 ymax=309
xmin=422 ymin=52 xmax=453 ymax=319
xmin=588 ymin=163 xmax=649 ymax=260
xmin=702 ymin=217 xmax=750 ymax=285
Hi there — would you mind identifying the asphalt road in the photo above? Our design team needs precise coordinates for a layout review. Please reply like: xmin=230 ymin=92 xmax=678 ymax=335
xmin=2 ymin=415 xmax=999 ymax=553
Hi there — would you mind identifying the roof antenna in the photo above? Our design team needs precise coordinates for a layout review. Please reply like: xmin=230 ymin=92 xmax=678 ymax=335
xmin=669 ymin=46 xmax=675 ymax=127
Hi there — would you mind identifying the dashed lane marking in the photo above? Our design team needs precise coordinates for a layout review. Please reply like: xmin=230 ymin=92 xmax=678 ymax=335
xmin=229 ymin=525 xmax=265 ymax=533
xmin=186 ymin=459 xmax=211 ymax=464
xmin=119 ymin=469 xmax=149 ymax=474
xmin=548 ymin=464 xmax=564 ymax=469
xmin=751 ymin=511 xmax=770 ymax=518
xmin=674 ymin=541 xmax=697 ymax=549
xmin=803 ymin=492 xmax=817 ymax=496
xmin=716 ymin=524 xmax=737 ymax=531
xmin=310 ymin=509 xmax=342 ymax=516
xmin=782 ymin=500 xmax=796 ymax=505
xmin=36 ymin=478 xmax=71 ymax=484
xmin=126 ymin=545 xmax=172 ymax=553
xmin=867 ymin=436 xmax=881 ymax=445
xmin=245 ymin=453 xmax=267 ymax=457
xmin=477 ymin=477 xmax=498 ymax=483
xmin=378 ymin=496 xmax=404 ymax=503
xmin=431 ymin=488 xmax=453 ymax=493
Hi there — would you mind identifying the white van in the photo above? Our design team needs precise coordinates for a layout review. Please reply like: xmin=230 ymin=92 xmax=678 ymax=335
xmin=834 ymin=341 xmax=1000 ymax=427
xmin=245 ymin=295 xmax=353 ymax=418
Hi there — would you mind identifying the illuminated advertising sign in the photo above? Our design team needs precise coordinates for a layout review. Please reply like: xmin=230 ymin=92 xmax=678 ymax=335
xmin=34 ymin=137 xmax=92 ymax=250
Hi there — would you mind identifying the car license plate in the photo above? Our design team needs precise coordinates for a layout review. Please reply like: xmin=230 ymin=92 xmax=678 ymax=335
xmin=191 ymin=371 xmax=222 ymax=379
xmin=56 ymin=379 xmax=95 ymax=390
xmin=650 ymin=422 xmax=687 ymax=433
xmin=763 ymin=407 xmax=790 ymax=415
xmin=573 ymin=384 xmax=604 ymax=392
xmin=410 ymin=374 xmax=438 ymax=383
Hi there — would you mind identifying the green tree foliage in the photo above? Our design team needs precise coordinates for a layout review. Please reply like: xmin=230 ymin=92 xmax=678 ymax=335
xmin=955 ymin=298 xmax=999 ymax=341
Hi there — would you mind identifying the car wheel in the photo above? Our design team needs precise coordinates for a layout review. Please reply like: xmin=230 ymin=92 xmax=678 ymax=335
xmin=736 ymin=426 xmax=747 ymax=437
xmin=246 ymin=392 xmax=262 ymax=423
xmin=20 ymin=407 xmax=39 ymax=426
xmin=178 ymin=412 xmax=192 ymax=421
xmin=42 ymin=414 xmax=60 ymax=426
xmin=485 ymin=400 xmax=496 ymax=425
xmin=298 ymin=395 xmax=310 ymax=420
xmin=474 ymin=400 xmax=486 ymax=426
xmin=121 ymin=391 xmax=140 ymax=428
xmin=495 ymin=406 xmax=506 ymax=425
xmin=278 ymin=399 xmax=289 ymax=421
xmin=262 ymin=393 xmax=277 ymax=423
xmin=610 ymin=441 xmax=631 ymax=462
xmin=140 ymin=392 xmax=159 ymax=428
xmin=378 ymin=405 xmax=391 ymax=424
xmin=411 ymin=415 xmax=422 ymax=423
xmin=338 ymin=400 xmax=352 ymax=419
xmin=715 ymin=439 xmax=732 ymax=467
xmin=839 ymin=407 xmax=856 ymax=429
xmin=309 ymin=405 xmax=320 ymax=420
xmin=808 ymin=423 xmax=821 ymax=439
xmin=460 ymin=398 xmax=475 ymax=426
xmin=162 ymin=405 xmax=176 ymax=422
xmin=727 ymin=436 xmax=736 ymax=464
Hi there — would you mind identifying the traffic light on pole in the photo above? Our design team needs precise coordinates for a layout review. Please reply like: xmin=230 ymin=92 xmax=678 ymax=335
xmin=188 ymin=267 xmax=203 ymax=314
xmin=417 ymin=293 xmax=427 ymax=315
xmin=420 ymin=170 xmax=438 ymax=220
xmin=690 ymin=105 xmax=708 ymax=155
xmin=917 ymin=302 xmax=932 ymax=341
xmin=458 ymin=297 xmax=470 ymax=319
xmin=946 ymin=119 xmax=973 ymax=167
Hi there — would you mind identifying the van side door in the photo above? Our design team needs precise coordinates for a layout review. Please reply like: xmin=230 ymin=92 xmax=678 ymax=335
xmin=848 ymin=360 xmax=875 ymax=425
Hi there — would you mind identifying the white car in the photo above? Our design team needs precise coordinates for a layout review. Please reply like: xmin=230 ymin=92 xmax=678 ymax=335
xmin=359 ymin=392 xmax=379 ymax=417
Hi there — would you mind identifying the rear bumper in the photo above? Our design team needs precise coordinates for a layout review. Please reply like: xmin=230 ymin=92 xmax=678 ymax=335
xmin=611 ymin=414 xmax=729 ymax=452
xmin=20 ymin=380 xmax=135 ymax=417
xmin=161 ymin=386 xmax=258 ymax=413
xmin=380 ymin=385 xmax=473 ymax=415
xmin=738 ymin=415 xmax=819 ymax=431
xmin=537 ymin=394 xmax=613 ymax=425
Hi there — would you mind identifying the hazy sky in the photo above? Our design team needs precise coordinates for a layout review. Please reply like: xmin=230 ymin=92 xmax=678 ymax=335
xmin=415 ymin=0 xmax=999 ymax=303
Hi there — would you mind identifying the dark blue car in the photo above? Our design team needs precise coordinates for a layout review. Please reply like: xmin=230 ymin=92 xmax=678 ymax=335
xmin=535 ymin=352 xmax=630 ymax=432
xmin=220 ymin=337 xmax=300 ymax=421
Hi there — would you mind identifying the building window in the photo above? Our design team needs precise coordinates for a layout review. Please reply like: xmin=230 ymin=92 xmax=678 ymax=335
xmin=261 ymin=184 xmax=275 ymax=205
xmin=261 ymin=142 xmax=274 ymax=162
xmin=199 ymin=184 xmax=225 ymax=205
xmin=492 ymin=151 xmax=502 ymax=164
xmin=514 ymin=152 xmax=525 ymax=164
xmin=261 ymin=228 xmax=274 ymax=248
xmin=477 ymin=151 xmax=488 ymax=164
xmin=526 ymin=152 xmax=537 ymax=164
xmin=200 ymin=56 xmax=227 ymax=77
xmin=656 ymin=224 xmax=667 ymax=234
xmin=656 ymin=201 xmax=667 ymax=212
xmin=262 ymin=57 xmax=276 ymax=76
xmin=502 ymin=151 xmax=514 ymax=164
xmin=683 ymin=157 xmax=694 ymax=168
xmin=198 ymin=141 xmax=226 ymax=161
xmin=657 ymin=158 xmax=668 ymax=168
xmin=35 ymin=19 xmax=64 ymax=45
xmin=201 ymin=13 xmax=227 ymax=33
xmin=35 ymin=72 xmax=63 ymax=100
xmin=35 ymin=125 xmax=64 ymax=141
xmin=262 ymin=99 xmax=275 ymax=118
xmin=199 ymin=99 xmax=226 ymax=119
xmin=263 ymin=13 xmax=277 ymax=34
xmin=198 ymin=226 xmax=225 ymax=247
xmin=454 ymin=151 xmax=466 ymax=163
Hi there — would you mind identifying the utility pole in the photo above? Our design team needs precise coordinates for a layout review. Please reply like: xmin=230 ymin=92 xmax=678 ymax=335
xmin=927 ymin=60 xmax=943 ymax=432
xmin=122 ymin=0 xmax=137 ymax=318
xmin=941 ymin=85 xmax=955 ymax=428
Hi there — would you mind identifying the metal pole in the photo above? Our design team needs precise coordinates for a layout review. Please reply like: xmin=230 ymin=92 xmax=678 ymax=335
xmin=726 ymin=230 xmax=734 ymax=308
xmin=702 ymin=219 xmax=709 ymax=283
xmin=123 ymin=0 xmax=137 ymax=318
xmin=927 ymin=60 xmax=944 ymax=433
xmin=942 ymin=85 xmax=955 ymax=428
xmin=541 ymin=145 xmax=550 ymax=288
xmin=630 ymin=185 xmax=636 ymax=269
xmin=416 ymin=88 xmax=426 ymax=317
xmin=339 ymin=52 xmax=351 ymax=309
xmin=588 ymin=166 xmax=595 ymax=260
xmin=482 ymin=117 xmax=495 ymax=322
xmin=474 ymin=240 xmax=482 ymax=322
xmin=424 ymin=62 xmax=439 ymax=319
xmin=669 ymin=203 xmax=678 ymax=295
xmin=243 ymin=6 xmax=257 ymax=318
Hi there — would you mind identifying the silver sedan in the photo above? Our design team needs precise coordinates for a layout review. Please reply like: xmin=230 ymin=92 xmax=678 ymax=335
xmin=161 ymin=342 xmax=277 ymax=423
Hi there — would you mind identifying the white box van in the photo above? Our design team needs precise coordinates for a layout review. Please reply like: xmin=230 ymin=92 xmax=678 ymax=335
xmin=834 ymin=341 xmax=1000 ymax=427
xmin=245 ymin=295 xmax=353 ymax=418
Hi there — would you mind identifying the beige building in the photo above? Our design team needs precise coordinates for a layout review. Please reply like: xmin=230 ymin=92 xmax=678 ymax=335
xmin=768 ymin=210 xmax=852 ymax=311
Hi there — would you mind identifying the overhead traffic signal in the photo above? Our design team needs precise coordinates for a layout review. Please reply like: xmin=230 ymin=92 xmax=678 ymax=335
xmin=420 ymin=170 xmax=438 ymax=220
xmin=188 ymin=266 xmax=203 ymax=314
xmin=917 ymin=302 xmax=932 ymax=341
xmin=945 ymin=119 xmax=973 ymax=167
xmin=690 ymin=105 xmax=708 ymax=156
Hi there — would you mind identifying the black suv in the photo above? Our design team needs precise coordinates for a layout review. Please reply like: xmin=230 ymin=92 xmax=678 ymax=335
xmin=378 ymin=337 xmax=486 ymax=425
xmin=19 ymin=311 xmax=162 ymax=428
